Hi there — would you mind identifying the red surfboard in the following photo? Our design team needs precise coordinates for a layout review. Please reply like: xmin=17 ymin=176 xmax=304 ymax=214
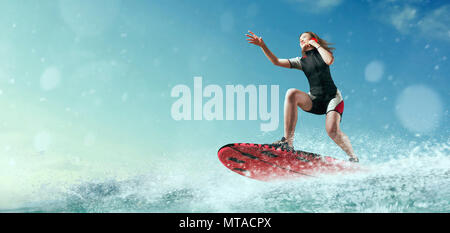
xmin=218 ymin=143 xmax=360 ymax=181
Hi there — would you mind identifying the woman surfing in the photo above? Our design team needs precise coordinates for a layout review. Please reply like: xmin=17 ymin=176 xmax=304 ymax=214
xmin=245 ymin=30 xmax=359 ymax=163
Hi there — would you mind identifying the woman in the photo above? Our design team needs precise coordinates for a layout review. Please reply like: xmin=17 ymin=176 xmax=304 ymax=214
xmin=245 ymin=30 xmax=359 ymax=162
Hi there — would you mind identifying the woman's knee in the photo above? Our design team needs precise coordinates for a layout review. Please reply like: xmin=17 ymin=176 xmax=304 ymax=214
xmin=285 ymin=88 xmax=299 ymax=103
xmin=285 ymin=89 xmax=312 ymax=111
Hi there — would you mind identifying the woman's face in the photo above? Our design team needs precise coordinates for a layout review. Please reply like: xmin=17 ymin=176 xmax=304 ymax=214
xmin=299 ymin=33 xmax=312 ymax=50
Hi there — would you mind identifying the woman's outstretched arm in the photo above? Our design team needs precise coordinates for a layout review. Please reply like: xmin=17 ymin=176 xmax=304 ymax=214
xmin=246 ymin=30 xmax=291 ymax=68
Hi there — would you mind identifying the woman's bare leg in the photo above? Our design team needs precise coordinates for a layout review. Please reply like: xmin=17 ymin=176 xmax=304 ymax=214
xmin=284 ymin=88 xmax=312 ymax=147
xmin=325 ymin=111 xmax=358 ymax=160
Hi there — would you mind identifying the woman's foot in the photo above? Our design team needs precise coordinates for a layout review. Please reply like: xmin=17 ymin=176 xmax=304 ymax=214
xmin=269 ymin=136 xmax=295 ymax=152
xmin=349 ymin=156 xmax=359 ymax=163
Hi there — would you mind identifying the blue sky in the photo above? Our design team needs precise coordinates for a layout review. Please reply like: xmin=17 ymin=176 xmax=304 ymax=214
xmin=0 ymin=0 xmax=448 ymax=176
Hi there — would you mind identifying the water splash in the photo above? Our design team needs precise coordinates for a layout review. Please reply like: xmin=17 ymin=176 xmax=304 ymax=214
xmin=2 ymin=133 xmax=448 ymax=213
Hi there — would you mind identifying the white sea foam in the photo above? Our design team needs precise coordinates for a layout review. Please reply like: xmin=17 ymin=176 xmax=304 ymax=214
xmin=2 ymin=132 xmax=448 ymax=213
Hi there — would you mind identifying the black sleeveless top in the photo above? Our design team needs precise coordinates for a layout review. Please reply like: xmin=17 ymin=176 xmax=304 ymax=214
xmin=300 ymin=48 xmax=337 ymax=99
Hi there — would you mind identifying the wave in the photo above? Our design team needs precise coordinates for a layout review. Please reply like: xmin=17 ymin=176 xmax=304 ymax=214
xmin=1 ymin=134 xmax=449 ymax=213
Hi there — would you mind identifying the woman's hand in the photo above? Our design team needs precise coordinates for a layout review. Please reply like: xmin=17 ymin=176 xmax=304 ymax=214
xmin=246 ymin=30 xmax=265 ymax=47
xmin=308 ymin=39 xmax=320 ymax=48
xmin=246 ymin=30 xmax=288 ymax=67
